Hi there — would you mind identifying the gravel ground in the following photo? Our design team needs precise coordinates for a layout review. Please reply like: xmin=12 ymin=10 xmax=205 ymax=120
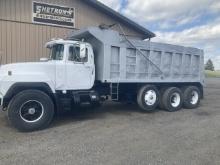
xmin=0 ymin=78 xmax=220 ymax=165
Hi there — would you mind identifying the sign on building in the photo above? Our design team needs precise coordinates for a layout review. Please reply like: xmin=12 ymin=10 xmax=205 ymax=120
xmin=32 ymin=2 xmax=75 ymax=28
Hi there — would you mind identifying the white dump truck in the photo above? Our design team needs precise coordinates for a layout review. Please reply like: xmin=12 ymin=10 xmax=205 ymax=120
xmin=0 ymin=27 xmax=204 ymax=131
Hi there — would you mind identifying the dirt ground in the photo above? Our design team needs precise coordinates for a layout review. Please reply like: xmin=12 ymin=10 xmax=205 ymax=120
xmin=0 ymin=78 xmax=220 ymax=165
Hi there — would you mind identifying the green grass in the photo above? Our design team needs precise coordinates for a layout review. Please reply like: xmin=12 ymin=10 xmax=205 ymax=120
xmin=205 ymin=70 xmax=220 ymax=78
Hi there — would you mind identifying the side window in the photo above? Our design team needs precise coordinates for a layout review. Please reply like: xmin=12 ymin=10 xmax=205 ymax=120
xmin=68 ymin=45 xmax=88 ymax=63
xmin=69 ymin=46 xmax=80 ymax=62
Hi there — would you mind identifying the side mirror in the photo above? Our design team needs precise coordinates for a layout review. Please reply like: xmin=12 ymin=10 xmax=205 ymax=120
xmin=80 ymin=43 xmax=86 ymax=59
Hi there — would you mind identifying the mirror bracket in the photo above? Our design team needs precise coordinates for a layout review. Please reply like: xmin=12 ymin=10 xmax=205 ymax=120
xmin=80 ymin=43 xmax=86 ymax=59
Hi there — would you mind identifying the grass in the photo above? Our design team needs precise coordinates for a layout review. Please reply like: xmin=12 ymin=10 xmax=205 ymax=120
xmin=205 ymin=70 xmax=220 ymax=78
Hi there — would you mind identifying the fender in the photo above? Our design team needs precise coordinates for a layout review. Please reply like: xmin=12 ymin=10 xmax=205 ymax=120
xmin=3 ymin=82 xmax=55 ymax=108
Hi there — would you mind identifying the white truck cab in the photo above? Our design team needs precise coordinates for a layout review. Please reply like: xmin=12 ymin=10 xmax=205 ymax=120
xmin=0 ymin=39 xmax=95 ymax=98
xmin=45 ymin=39 xmax=95 ymax=90
xmin=0 ymin=39 xmax=98 ymax=131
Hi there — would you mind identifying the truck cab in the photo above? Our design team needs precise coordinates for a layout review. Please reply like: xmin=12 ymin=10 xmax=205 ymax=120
xmin=0 ymin=39 xmax=96 ymax=109
xmin=0 ymin=39 xmax=99 ymax=131
xmin=46 ymin=39 xmax=95 ymax=90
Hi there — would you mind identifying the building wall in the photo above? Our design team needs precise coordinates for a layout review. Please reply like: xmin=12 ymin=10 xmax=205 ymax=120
xmin=0 ymin=0 xmax=145 ymax=64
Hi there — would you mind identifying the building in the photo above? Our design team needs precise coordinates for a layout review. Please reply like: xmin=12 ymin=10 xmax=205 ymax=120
xmin=0 ymin=0 xmax=155 ymax=64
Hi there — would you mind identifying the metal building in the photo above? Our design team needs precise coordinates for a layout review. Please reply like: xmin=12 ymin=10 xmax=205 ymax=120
xmin=0 ymin=0 xmax=155 ymax=65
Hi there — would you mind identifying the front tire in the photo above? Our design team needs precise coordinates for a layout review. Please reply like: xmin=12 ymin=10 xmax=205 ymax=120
xmin=8 ymin=90 xmax=54 ymax=132
xmin=137 ymin=85 xmax=159 ymax=112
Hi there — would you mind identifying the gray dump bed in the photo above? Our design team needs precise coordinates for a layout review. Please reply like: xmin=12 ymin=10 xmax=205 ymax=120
xmin=71 ymin=27 xmax=204 ymax=85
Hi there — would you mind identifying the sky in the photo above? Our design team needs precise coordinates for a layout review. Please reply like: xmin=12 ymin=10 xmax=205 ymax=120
xmin=98 ymin=0 xmax=220 ymax=70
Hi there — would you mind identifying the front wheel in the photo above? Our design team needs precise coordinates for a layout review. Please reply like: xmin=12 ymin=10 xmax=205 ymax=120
xmin=8 ymin=90 xmax=54 ymax=132
xmin=137 ymin=85 xmax=159 ymax=112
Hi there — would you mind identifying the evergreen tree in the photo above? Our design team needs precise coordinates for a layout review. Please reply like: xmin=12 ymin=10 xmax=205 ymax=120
xmin=205 ymin=59 xmax=215 ymax=71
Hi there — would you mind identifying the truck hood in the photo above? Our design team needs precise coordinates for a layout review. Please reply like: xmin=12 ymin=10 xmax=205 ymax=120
xmin=0 ymin=61 xmax=59 ymax=87
xmin=0 ymin=61 xmax=56 ymax=76
xmin=0 ymin=61 xmax=61 ymax=95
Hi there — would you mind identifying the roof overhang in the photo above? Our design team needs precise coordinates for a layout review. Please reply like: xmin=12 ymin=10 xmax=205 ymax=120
xmin=84 ymin=0 xmax=156 ymax=39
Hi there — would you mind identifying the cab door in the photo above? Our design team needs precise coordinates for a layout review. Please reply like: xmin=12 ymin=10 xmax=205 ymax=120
xmin=65 ymin=44 xmax=94 ymax=90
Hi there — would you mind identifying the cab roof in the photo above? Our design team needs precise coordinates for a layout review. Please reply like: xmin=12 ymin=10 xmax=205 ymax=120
xmin=45 ymin=39 xmax=79 ymax=48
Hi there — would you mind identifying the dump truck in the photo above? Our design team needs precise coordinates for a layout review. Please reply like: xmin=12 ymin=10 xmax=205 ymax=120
xmin=0 ymin=26 xmax=204 ymax=131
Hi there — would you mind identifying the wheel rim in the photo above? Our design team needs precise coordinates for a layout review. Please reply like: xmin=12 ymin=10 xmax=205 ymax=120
xmin=190 ymin=91 xmax=199 ymax=105
xmin=144 ymin=90 xmax=157 ymax=106
xmin=19 ymin=100 xmax=44 ymax=123
xmin=170 ymin=92 xmax=181 ymax=107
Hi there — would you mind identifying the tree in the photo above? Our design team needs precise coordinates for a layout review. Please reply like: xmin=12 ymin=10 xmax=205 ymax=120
xmin=205 ymin=59 xmax=215 ymax=71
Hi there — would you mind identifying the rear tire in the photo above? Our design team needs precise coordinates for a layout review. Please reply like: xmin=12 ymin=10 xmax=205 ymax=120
xmin=162 ymin=87 xmax=183 ymax=112
xmin=8 ymin=90 xmax=54 ymax=132
xmin=182 ymin=86 xmax=201 ymax=109
xmin=158 ymin=87 xmax=167 ymax=110
xmin=137 ymin=85 xmax=159 ymax=112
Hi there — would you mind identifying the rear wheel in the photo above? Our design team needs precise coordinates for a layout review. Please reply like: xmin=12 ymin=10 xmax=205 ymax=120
xmin=137 ymin=85 xmax=159 ymax=112
xmin=8 ymin=90 xmax=54 ymax=132
xmin=162 ymin=87 xmax=183 ymax=112
xmin=182 ymin=86 xmax=201 ymax=109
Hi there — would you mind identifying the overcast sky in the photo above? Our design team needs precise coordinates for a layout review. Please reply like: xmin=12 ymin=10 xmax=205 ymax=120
xmin=98 ymin=0 xmax=220 ymax=70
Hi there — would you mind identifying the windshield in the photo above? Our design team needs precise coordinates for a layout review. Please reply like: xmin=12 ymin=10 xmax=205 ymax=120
xmin=49 ymin=44 xmax=64 ymax=60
